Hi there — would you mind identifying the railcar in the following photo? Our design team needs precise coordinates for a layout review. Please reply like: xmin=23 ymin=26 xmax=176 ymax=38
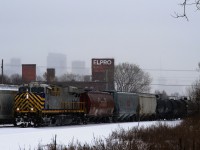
xmin=0 ymin=84 xmax=18 ymax=124
xmin=156 ymin=99 xmax=188 ymax=120
xmin=175 ymin=100 xmax=187 ymax=118
xmin=80 ymin=91 xmax=114 ymax=123
xmin=108 ymin=92 xmax=138 ymax=122
xmin=186 ymin=100 xmax=199 ymax=116
xmin=14 ymin=82 xmax=86 ymax=127
xmin=156 ymin=99 xmax=166 ymax=119
xmin=138 ymin=93 xmax=157 ymax=120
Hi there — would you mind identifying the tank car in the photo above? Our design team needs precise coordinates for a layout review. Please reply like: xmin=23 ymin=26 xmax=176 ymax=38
xmin=0 ymin=84 xmax=18 ymax=124
xmin=185 ymin=100 xmax=199 ymax=116
xmin=174 ymin=99 xmax=187 ymax=118
xmin=14 ymin=82 xmax=86 ymax=127
xmin=156 ymin=99 xmax=166 ymax=119
xmin=156 ymin=98 xmax=188 ymax=120
xmin=80 ymin=91 xmax=114 ymax=123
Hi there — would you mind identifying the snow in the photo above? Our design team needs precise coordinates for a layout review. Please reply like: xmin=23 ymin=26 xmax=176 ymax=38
xmin=0 ymin=121 xmax=181 ymax=150
xmin=0 ymin=84 xmax=18 ymax=91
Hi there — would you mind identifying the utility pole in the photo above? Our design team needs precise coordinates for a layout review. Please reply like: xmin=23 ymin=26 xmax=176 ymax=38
xmin=1 ymin=59 xmax=3 ymax=84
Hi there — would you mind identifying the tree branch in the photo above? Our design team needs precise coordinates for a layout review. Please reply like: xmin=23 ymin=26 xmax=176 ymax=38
xmin=172 ymin=0 xmax=200 ymax=21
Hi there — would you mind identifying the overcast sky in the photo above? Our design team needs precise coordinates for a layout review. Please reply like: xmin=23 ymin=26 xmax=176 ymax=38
xmin=0 ymin=0 xmax=199 ymax=94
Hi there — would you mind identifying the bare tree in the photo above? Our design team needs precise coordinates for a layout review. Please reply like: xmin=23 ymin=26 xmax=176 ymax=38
xmin=186 ymin=79 xmax=200 ymax=102
xmin=155 ymin=90 xmax=169 ymax=100
xmin=173 ymin=0 xmax=200 ymax=20
xmin=36 ymin=76 xmax=44 ymax=82
xmin=186 ymin=63 xmax=200 ymax=102
xmin=10 ymin=74 xmax=22 ymax=85
xmin=114 ymin=63 xmax=152 ymax=93
xmin=59 ymin=73 xmax=85 ymax=82
xmin=0 ymin=74 xmax=11 ymax=84
xmin=43 ymin=72 xmax=47 ymax=81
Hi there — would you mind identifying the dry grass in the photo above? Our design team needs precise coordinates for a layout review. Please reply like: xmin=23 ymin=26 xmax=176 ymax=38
xmin=37 ymin=114 xmax=200 ymax=150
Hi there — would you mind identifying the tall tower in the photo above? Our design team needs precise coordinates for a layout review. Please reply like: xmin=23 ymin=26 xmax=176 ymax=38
xmin=47 ymin=53 xmax=67 ymax=76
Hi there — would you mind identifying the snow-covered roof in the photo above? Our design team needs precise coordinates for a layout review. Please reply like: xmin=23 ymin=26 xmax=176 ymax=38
xmin=0 ymin=84 xmax=18 ymax=91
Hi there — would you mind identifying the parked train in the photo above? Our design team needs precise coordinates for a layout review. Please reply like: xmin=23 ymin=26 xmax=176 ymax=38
xmin=0 ymin=85 xmax=18 ymax=124
xmin=0 ymin=83 xmax=199 ymax=127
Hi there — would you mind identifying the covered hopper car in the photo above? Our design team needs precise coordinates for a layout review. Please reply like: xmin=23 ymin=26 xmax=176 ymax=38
xmin=109 ymin=91 xmax=157 ymax=122
xmin=80 ymin=91 xmax=114 ymax=122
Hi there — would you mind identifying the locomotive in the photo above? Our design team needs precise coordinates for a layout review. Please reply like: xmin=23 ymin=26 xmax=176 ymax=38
xmin=14 ymin=82 xmax=86 ymax=127
xmin=1 ymin=82 xmax=198 ymax=127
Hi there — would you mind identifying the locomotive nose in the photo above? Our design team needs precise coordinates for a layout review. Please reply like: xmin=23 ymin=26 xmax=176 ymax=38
xmin=26 ymin=93 xmax=29 ymax=99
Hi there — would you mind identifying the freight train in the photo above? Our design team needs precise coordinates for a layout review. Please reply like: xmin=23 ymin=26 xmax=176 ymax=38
xmin=13 ymin=82 xmax=200 ymax=127
xmin=0 ymin=83 xmax=199 ymax=127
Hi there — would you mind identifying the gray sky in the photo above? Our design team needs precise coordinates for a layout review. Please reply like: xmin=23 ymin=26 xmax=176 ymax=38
xmin=0 ymin=0 xmax=200 ymax=94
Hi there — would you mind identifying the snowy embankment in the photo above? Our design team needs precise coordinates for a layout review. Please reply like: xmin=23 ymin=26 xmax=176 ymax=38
xmin=0 ymin=120 xmax=181 ymax=150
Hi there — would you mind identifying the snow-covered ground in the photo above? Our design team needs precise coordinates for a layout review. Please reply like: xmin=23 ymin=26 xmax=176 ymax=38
xmin=0 ymin=120 xmax=181 ymax=150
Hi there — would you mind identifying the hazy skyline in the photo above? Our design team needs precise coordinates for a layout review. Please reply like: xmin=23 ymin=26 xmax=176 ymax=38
xmin=1 ymin=0 xmax=200 ymax=94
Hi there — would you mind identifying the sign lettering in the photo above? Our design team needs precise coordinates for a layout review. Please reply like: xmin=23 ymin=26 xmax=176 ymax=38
xmin=93 ymin=59 xmax=112 ymax=65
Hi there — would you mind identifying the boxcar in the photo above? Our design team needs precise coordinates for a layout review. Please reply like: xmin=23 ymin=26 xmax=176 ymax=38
xmin=0 ymin=85 xmax=18 ymax=124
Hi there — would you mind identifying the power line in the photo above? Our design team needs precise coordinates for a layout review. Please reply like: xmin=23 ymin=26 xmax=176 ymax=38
xmin=151 ymin=83 xmax=192 ymax=87
xmin=4 ymin=64 xmax=200 ymax=72
xmin=143 ymin=68 xmax=198 ymax=72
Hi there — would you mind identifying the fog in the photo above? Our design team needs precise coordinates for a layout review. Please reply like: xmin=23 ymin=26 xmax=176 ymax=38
xmin=0 ymin=0 xmax=199 ymax=94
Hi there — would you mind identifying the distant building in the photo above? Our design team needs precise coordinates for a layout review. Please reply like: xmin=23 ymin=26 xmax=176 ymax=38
xmin=71 ymin=61 xmax=87 ymax=75
xmin=22 ymin=64 xmax=36 ymax=83
xmin=5 ymin=58 xmax=21 ymax=76
xmin=47 ymin=53 xmax=67 ymax=76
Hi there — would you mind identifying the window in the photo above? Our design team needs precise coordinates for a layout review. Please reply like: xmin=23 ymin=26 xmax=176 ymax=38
xmin=31 ymin=87 xmax=45 ymax=93
xmin=19 ymin=87 xmax=30 ymax=93
xmin=50 ymin=86 xmax=60 ymax=96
